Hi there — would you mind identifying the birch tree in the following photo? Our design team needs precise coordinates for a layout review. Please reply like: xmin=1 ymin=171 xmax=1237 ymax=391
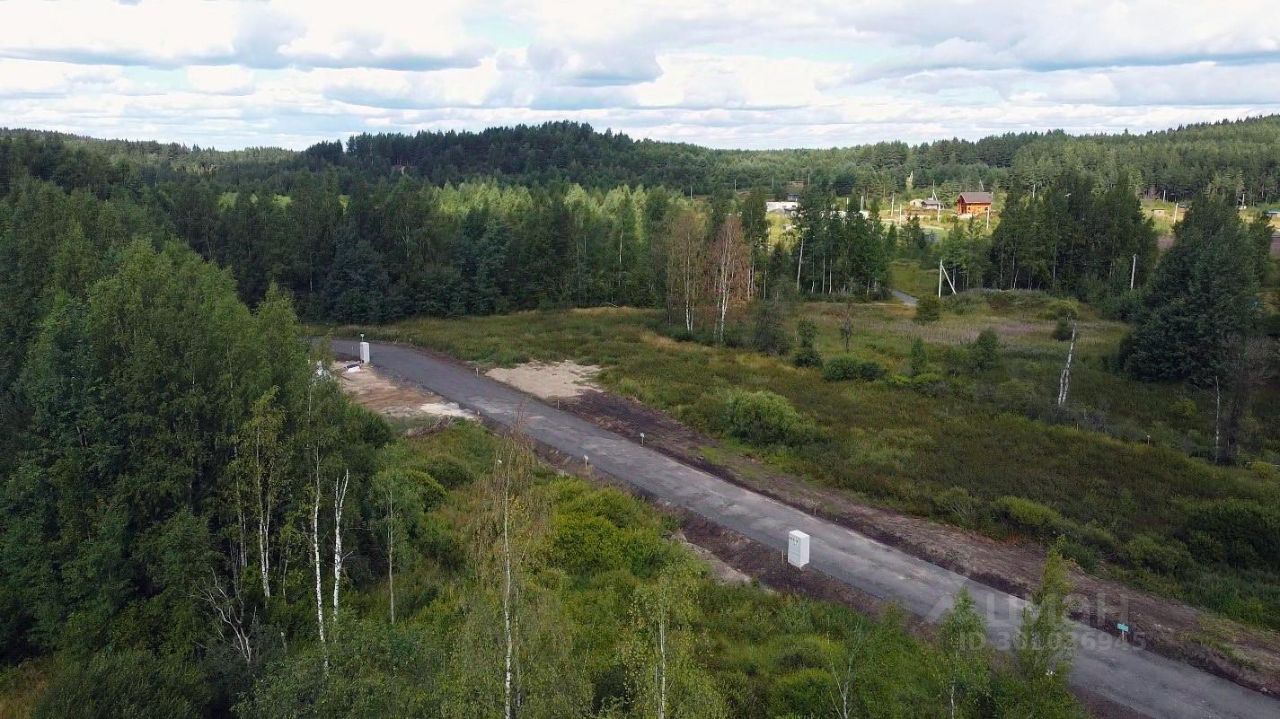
xmin=442 ymin=430 xmax=590 ymax=719
xmin=624 ymin=563 xmax=727 ymax=719
xmin=227 ymin=388 xmax=286 ymax=599
xmin=1056 ymin=322 xmax=1077 ymax=407
xmin=708 ymin=215 xmax=750 ymax=344
xmin=666 ymin=209 xmax=706 ymax=333
xmin=936 ymin=589 xmax=990 ymax=719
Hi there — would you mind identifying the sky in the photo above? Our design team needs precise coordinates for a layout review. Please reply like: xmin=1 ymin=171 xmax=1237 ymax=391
xmin=2 ymin=0 xmax=1279 ymax=151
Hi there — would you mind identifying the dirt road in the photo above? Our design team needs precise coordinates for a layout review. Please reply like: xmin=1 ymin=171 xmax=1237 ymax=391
xmin=333 ymin=338 xmax=1279 ymax=719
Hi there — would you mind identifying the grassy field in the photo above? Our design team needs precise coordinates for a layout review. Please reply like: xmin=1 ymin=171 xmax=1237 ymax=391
xmin=338 ymin=296 xmax=1280 ymax=630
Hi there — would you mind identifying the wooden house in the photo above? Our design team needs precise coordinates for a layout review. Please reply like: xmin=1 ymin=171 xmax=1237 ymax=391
xmin=956 ymin=191 xmax=993 ymax=216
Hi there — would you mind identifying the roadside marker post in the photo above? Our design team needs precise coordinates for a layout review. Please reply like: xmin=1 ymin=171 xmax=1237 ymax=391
xmin=788 ymin=530 xmax=810 ymax=569
xmin=359 ymin=333 xmax=370 ymax=364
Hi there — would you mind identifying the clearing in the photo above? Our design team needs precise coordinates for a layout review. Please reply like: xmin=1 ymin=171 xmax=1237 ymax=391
xmin=485 ymin=360 xmax=601 ymax=400
xmin=333 ymin=360 xmax=474 ymax=422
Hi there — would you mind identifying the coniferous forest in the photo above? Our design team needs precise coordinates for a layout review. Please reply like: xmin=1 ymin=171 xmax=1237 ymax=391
xmin=0 ymin=118 xmax=1277 ymax=718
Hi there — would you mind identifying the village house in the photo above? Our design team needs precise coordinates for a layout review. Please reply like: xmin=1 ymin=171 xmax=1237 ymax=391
xmin=956 ymin=191 xmax=993 ymax=216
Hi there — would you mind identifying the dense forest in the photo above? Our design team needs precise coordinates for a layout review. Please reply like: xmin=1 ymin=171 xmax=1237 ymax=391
xmin=0 ymin=145 xmax=1093 ymax=716
xmin=1 ymin=108 xmax=1278 ymax=716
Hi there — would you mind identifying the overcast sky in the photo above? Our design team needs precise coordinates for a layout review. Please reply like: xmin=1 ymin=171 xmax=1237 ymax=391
xmin=2 ymin=0 xmax=1278 ymax=150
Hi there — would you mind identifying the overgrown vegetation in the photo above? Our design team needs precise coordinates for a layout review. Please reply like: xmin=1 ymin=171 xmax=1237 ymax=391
xmin=356 ymin=294 xmax=1279 ymax=631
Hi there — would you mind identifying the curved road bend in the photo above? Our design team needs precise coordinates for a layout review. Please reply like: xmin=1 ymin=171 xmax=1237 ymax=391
xmin=333 ymin=339 xmax=1278 ymax=719
xmin=889 ymin=288 xmax=919 ymax=307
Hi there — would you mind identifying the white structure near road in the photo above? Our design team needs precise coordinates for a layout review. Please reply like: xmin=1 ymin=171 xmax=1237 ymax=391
xmin=359 ymin=341 xmax=370 ymax=364
xmin=788 ymin=529 xmax=810 ymax=568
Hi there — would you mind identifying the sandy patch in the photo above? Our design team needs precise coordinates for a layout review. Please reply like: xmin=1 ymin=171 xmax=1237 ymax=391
xmin=486 ymin=361 xmax=601 ymax=400
xmin=333 ymin=362 xmax=475 ymax=421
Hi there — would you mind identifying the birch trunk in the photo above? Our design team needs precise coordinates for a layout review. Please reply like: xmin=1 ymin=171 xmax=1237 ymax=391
xmin=310 ymin=466 xmax=327 ymax=672
xmin=502 ymin=462 xmax=515 ymax=719
xmin=1057 ymin=322 xmax=1077 ymax=407
xmin=387 ymin=488 xmax=395 ymax=624
xmin=1214 ymin=376 xmax=1222 ymax=462
xmin=332 ymin=469 xmax=350 ymax=623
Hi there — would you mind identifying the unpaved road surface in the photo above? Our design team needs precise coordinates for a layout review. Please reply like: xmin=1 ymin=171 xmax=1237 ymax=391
xmin=333 ymin=339 xmax=1279 ymax=719
xmin=890 ymin=288 xmax=919 ymax=306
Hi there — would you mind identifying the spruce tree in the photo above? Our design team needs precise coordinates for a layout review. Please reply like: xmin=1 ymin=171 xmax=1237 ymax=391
xmin=1123 ymin=194 xmax=1260 ymax=383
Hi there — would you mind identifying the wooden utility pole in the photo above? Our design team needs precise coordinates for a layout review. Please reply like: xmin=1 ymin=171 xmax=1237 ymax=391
xmin=1130 ymin=254 xmax=1137 ymax=290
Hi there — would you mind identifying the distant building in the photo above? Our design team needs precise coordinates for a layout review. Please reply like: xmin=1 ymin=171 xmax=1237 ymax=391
xmin=956 ymin=191 xmax=993 ymax=216
xmin=921 ymin=197 xmax=942 ymax=211
xmin=766 ymin=201 xmax=799 ymax=215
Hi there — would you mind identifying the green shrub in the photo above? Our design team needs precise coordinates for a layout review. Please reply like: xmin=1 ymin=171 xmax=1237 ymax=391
xmin=1051 ymin=317 xmax=1074 ymax=341
xmin=721 ymin=390 xmax=816 ymax=447
xmin=969 ymin=329 xmax=1001 ymax=372
xmin=1042 ymin=299 xmax=1080 ymax=321
xmin=1124 ymin=534 xmax=1193 ymax=575
xmin=994 ymin=496 xmax=1064 ymax=537
xmin=915 ymin=295 xmax=941 ymax=323
xmin=752 ymin=300 xmax=792 ymax=356
xmin=792 ymin=320 xmax=823 ymax=368
xmin=1171 ymin=397 xmax=1198 ymax=419
xmin=792 ymin=346 xmax=823 ymax=368
xmin=36 ymin=650 xmax=209 ymax=719
xmin=930 ymin=486 xmax=982 ymax=527
xmin=908 ymin=338 xmax=928 ymax=376
xmin=422 ymin=456 xmax=475 ymax=489
xmin=548 ymin=513 xmax=627 ymax=575
xmin=994 ymin=379 xmax=1042 ymax=416
xmin=1183 ymin=499 xmax=1280 ymax=571
xmin=909 ymin=372 xmax=949 ymax=396
xmin=767 ymin=668 xmax=830 ymax=718
xmin=377 ymin=467 xmax=446 ymax=510
xmin=822 ymin=355 xmax=887 ymax=382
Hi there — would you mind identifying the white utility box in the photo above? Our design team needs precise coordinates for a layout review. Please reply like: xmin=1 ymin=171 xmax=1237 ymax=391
xmin=787 ymin=530 xmax=810 ymax=568
xmin=359 ymin=341 xmax=371 ymax=364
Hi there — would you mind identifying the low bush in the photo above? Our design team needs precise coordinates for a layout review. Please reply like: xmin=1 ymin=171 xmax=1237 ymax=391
xmin=929 ymin=486 xmax=982 ymax=527
xmin=1124 ymin=534 xmax=1193 ymax=575
xmin=822 ymin=355 xmax=887 ymax=382
xmin=752 ymin=300 xmax=792 ymax=356
xmin=910 ymin=372 xmax=949 ymax=396
xmin=1182 ymin=499 xmax=1280 ymax=571
xmin=721 ymin=390 xmax=817 ymax=447
xmin=969 ymin=329 xmax=1001 ymax=372
xmin=421 ymin=456 xmax=476 ymax=489
xmin=36 ymin=650 xmax=209 ymax=719
xmin=1051 ymin=317 xmax=1074 ymax=341
xmin=792 ymin=345 xmax=823 ymax=368
xmin=914 ymin=295 xmax=942 ymax=323
xmin=994 ymin=496 xmax=1064 ymax=537
xmin=792 ymin=320 xmax=823 ymax=368
xmin=1042 ymin=299 xmax=1080 ymax=321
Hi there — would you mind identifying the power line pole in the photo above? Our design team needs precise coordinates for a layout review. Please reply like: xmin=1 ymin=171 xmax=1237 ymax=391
xmin=1130 ymin=253 xmax=1137 ymax=290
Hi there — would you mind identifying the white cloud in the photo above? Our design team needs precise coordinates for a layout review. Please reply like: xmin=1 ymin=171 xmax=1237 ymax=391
xmin=186 ymin=65 xmax=255 ymax=95
xmin=0 ymin=0 xmax=1277 ymax=149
